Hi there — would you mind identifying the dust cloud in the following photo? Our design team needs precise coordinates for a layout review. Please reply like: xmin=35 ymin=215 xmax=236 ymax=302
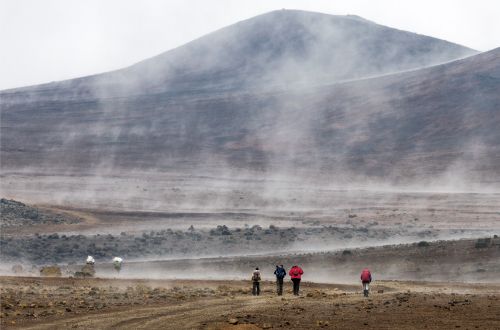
xmin=1 ymin=10 xmax=499 ymax=289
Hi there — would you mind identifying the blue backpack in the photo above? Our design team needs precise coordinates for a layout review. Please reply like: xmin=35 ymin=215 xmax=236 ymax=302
xmin=275 ymin=267 xmax=286 ymax=278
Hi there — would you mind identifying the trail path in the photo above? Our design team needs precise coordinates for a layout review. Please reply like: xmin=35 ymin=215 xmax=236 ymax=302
xmin=2 ymin=278 xmax=498 ymax=329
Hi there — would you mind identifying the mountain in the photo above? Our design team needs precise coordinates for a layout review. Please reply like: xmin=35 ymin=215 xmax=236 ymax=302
xmin=1 ymin=10 xmax=475 ymax=102
xmin=1 ymin=10 xmax=498 ymax=187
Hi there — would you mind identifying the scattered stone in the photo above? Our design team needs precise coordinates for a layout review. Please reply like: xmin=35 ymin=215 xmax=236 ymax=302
xmin=75 ymin=264 xmax=95 ymax=278
xmin=40 ymin=266 xmax=62 ymax=277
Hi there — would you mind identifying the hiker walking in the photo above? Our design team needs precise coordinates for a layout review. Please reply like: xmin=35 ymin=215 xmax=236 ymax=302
xmin=274 ymin=265 xmax=286 ymax=295
xmin=81 ymin=255 xmax=96 ymax=277
xmin=289 ymin=265 xmax=304 ymax=296
xmin=86 ymin=256 xmax=95 ymax=265
xmin=360 ymin=268 xmax=372 ymax=297
xmin=113 ymin=257 xmax=123 ymax=273
xmin=252 ymin=267 xmax=261 ymax=296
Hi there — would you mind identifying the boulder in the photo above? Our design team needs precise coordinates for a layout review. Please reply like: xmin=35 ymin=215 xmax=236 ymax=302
xmin=75 ymin=264 xmax=95 ymax=277
xmin=40 ymin=265 xmax=62 ymax=277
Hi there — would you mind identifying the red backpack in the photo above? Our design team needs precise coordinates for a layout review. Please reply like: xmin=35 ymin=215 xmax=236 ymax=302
xmin=361 ymin=269 xmax=371 ymax=282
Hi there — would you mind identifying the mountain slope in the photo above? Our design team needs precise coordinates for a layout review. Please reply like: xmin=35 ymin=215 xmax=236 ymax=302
xmin=1 ymin=44 xmax=499 ymax=185
xmin=0 ymin=10 xmax=476 ymax=103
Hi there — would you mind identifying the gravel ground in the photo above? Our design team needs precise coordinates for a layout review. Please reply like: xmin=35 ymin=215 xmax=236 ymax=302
xmin=1 ymin=277 xmax=499 ymax=329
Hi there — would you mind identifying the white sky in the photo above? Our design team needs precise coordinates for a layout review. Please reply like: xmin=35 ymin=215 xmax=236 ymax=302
xmin=1 ymin=0 xmax=499 ymax=90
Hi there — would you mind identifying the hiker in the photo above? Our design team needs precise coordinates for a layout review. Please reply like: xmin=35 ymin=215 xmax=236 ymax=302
xmin=86 ymin=255 xmax=95 ymax=265
xmin=75 ymin=255 xmax=95 ymax=278
xmin=289 ymin=265 xmax=304 ymax=296
xmin=252 ymin=267 xmax=261 ymax=296
xmin=274 ymin=265 xmax=286 ymax=295
xmin=113 ymin=257 xmax=123 ymax=272
xmin=360 ymin=268 xmax=372 ymax=297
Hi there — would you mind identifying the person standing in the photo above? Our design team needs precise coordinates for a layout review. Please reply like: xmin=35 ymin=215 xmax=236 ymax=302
xmin=113 ymin=257 xmax=123 ymax=273
xmin=360 ymin=268 xmax=372 ymax=297
xmin=86 ymin=256 xmax=95 ymax=265
xmin=252 ymin=267 xmax=261 ymax=296
xmin=289 ymin=265 xmax=304 ymax=296
xmin=274 ymin=265 xmax=286 ymax=295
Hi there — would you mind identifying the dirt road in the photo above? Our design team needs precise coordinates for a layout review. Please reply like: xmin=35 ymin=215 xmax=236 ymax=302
xmin=1 ymin=277 xmax=499 ymax=329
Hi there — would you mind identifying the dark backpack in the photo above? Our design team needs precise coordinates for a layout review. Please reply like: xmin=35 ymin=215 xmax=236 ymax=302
xmin=252 ymin=272 xmax=261 ymax=282
xmin=275 ymin=267 xmax=286 ymax=278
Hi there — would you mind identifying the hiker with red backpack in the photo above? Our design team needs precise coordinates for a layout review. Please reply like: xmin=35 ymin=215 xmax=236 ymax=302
xmin=360 ymin=268 xmax=372 ymax=297
xmin=289 ymin=265 xmax=304 ymax=296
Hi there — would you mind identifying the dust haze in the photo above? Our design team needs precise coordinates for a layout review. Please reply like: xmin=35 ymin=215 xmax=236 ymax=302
xmin=1 ymin=8 xmax=499 ymax=330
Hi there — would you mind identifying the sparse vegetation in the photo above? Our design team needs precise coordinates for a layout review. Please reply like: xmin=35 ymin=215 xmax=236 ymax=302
xmin=0 ymin=198 xmax=80 ymax=228
xmin=417 ymin=241 xmax=430 ymax=247
xmin=475 ymin=238 xmax=491 ymax=249
xmin=0 ymin=221 xmax=441 ymax=264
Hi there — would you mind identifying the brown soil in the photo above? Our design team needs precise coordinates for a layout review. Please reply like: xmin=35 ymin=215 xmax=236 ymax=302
xmin=1 ymin=277 xmax=499 ymax=329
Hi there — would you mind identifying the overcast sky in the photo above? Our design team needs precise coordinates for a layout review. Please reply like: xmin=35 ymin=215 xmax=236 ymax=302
xmin=1 ymin=0 xmax=499 ymax=90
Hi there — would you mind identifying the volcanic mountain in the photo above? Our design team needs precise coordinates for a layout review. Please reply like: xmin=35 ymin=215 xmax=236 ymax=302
xmin=1 ymin=10 xmax=475 ymax=101
xmin=1 ymin=10 xmax=498 ymax=187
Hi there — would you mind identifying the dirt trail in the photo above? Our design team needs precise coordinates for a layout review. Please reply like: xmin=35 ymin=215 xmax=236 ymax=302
xmin=2 ymin=277 xmax=499 ymax=329
xmin=19 ymin=297 xmax=264 ymax=330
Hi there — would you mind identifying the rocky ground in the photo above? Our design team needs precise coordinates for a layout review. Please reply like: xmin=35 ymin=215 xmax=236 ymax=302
xmin=111 ymin=236 xmax=500 ymax=283
xmin=0 ymin=222 xmax=444 ymax=265
xmin=0 ymin=199 xmax=80 ymax=229
xmin=3 ymin=236 xmax=499 ymax=285
xmin=1 ymin=277 xmax=499 ymax=329
xmin=0 ymin=194 xmax=499 ymax=328
xmin=1 ymin=197 xmax=496 ymax=266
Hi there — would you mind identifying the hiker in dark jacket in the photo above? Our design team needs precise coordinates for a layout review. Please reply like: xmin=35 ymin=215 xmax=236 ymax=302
xmin=252 ymin=267 xmax=261 ymax=296
xmin=274 ymin=265 xmax=286 ymax=295
xmin=289 ymin=265 xmax=304 ymax=296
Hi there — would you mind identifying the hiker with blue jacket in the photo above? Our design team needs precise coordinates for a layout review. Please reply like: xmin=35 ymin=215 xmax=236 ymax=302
xmin=274 ymin=265 xmax=286 ymax=295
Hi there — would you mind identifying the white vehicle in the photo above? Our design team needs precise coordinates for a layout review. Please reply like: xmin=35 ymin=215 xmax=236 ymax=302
xmin=86 ymin=256 xmax=95 ymax=265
